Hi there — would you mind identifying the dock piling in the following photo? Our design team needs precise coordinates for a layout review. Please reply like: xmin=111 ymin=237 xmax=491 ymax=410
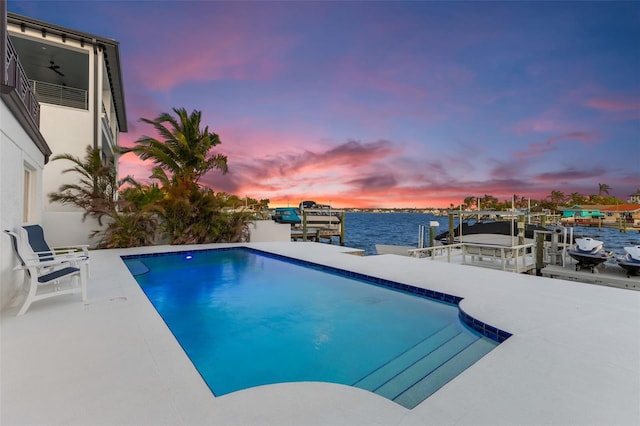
xmin=535 ymin=232 xmax=545 ymax=276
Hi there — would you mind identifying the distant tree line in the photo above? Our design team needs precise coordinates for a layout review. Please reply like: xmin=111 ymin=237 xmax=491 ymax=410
xmin=453 ymin=184 xmax=640 ymax=213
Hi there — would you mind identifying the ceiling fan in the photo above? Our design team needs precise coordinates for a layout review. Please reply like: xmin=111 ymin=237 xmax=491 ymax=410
xmin=47 ymin=60 xmax=64 ymax=77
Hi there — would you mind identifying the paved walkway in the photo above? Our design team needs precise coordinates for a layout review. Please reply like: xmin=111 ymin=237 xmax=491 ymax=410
xmin=2 ymin=242 xmax=639 ymax=425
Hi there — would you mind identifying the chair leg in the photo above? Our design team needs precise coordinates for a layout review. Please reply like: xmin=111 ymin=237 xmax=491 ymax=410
xmin=16 ymin=274 xmax=38 ymax=316
xmin=80 ymin=266 xmax=88 ymax=302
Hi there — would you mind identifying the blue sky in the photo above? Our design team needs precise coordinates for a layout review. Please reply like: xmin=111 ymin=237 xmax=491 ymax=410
xmin=9 ymin=0 xmax=640 ymax=207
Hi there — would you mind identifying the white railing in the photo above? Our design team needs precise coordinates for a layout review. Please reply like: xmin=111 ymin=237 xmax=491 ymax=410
xmin=30 ymin=80 xmax=88 ymax=110
xmin=409 ymin=243 xmax=465 ymax=262
xmin=3 ymin=34 xmax=41 ymax=125
xmin=101 ymin=102 xmax=117 ymax=152
xmin=408 ymin=242 xmax=536 ymax=273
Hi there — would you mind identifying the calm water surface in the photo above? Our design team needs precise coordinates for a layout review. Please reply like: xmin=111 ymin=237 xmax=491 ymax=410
xmin=343 ymin=212 xmax=640 ymax=256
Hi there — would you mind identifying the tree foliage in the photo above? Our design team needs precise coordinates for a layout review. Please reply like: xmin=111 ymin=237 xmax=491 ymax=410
xmin=598 ymin=183 xmax=611 ymax=196
xmin=49 ymin=108 xmax=259 ymax=248
xmin=125 ymin=108 xmax=228 ymax=186
xmin=452 ymin=183 xmax=632 ymax=213
xmin=48 ymin=146 xmax=119 ymax=225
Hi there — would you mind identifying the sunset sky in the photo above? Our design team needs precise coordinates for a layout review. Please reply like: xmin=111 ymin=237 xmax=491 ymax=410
xmin=9 ymin=1 xmax=640 ymax=208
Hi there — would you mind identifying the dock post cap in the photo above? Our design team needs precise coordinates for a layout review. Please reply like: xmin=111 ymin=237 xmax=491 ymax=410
xmin=429 ymin=221 xmax=440 ymax=227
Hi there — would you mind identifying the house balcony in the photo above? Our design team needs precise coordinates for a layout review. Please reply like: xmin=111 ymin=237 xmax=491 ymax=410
xmin=1 ymin=27 xmax=49 ymax=160
xmin=2 ymin=32 xmax=40 ymax=125
xmin=30 ymin=80 xmax=88 ymax=110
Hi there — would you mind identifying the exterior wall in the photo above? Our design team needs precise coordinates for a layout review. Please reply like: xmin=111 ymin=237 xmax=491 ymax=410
xmin=7 ymin=23 xmax=114 ymax=246
xmin=39 ymin=103 xmax=93 ymax=212
xmin=248 ymin=220 xmax=291 ymax=242
xmin=0 ymin=100 xmax=46 ymax=309
xmin=41 ymin=212 xmax=103 ymax=246
xmin=39 ymin=103 xmax=105 ymax=246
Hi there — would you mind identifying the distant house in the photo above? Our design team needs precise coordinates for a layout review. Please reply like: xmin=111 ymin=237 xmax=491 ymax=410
xmin=6 ymin=11 xmax=127 ymax=246
xmin=1 ymin=0 xmax=52 ymax=309
xmin=559 ymin=205 xmax=605 ymax=220
xmin=629 ymin=194 xmax=640 ymax=204
xmin=600 ymin=204 xmax=640 ymax=226
xmin=560 ymin=204 xmax=640 ymax=226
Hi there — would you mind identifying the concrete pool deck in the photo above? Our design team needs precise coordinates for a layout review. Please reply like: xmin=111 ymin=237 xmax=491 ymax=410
xmin=2 ymin=242 xmax=639 ymax=425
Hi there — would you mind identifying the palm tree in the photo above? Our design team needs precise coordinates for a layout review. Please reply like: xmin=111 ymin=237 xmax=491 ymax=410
xmin=49 ymin=109 xmax=252 ymax=247
xmin=549 ymin=190 xmax=565 ymax=204
xmin=49 ymin=146 xmax=160 ymax=248
xmin=598 ymin=183 xmax=611 ymax=196
xmin=125 ymin=107 xmax=228 ymax=188
xmin=480 ymin=194 xmax=499 ymax=209
xmin=48 ymin=146 xmax=119 ymax=225
xmin=568 ymin=192 xmax=586 ymax=206
xmin=547 ymin=190 xmax=566 ymax=212
xmin=462 ymin=196 xmax=476 ymax=210
xmin=125 ymin=108 xmax=252 ymax=245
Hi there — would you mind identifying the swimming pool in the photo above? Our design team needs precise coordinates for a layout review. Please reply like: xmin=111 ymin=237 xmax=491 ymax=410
xmin=122 ymin=247 xmax=509 ymax=409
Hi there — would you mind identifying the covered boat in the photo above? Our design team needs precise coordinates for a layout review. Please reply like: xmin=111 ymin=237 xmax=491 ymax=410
xmin=567 ymin=237 xmax=614 ymax=273
xmin=273 ymin=201 xmax=341 ymax=227
xmin=435 ymin=220 xmax=551 ymax=244
xmin=272 ymin=207 xmax=302 ymax=225
xmin=616 ymin=246 xmax=640 ymax=277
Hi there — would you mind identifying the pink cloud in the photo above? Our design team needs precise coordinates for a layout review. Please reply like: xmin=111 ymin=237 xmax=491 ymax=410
xmin=534 ymin=167 xmax=607 ymax=183
xmin=117 ymin=154 xmax=154 ymax=183
xmin=585 ymin=97 xmax=640 ymax=112
xmin=193 ymin=139 xmax=408 ymax=206
xmin=511 ymin=117 xmax=566 ymax=135
xmin=512 ymin=131 xmax=598 ymax=160
xmin=204 ymin=139 xmax=399 ymax=190
xmin=127 ymin=11 xmax=296 ymax=91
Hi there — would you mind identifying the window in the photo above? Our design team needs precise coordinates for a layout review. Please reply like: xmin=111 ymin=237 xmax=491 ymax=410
xmin=23 ymin=164 xmax=36 ymax=223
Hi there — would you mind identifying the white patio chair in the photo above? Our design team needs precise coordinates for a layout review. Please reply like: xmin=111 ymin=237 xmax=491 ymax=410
xmin=20 ymin=224 xmax=89 ymax=276
xmin=4 ymin=230 xmax=87 ymax=316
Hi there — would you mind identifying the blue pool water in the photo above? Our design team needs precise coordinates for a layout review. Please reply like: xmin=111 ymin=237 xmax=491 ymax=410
xmin=122 ymin=248 xmax=505 ymax=408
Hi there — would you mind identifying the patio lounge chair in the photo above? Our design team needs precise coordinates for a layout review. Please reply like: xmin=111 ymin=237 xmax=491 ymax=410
xmin=20 ymin=224 xmax=89 ymax=274
xmin=4 ymin=230 xmax=87 ymax=316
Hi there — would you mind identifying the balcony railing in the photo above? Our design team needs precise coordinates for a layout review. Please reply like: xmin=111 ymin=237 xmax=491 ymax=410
xmin=101 ymin=102 xmax=117 ymax=155
xmin=102 ymin=102 xmax=114 ymax=139
xmin=2 ymin=32 xmax=40 ymax=125
xmin=30 ymin=80 xmax=88 ymax=110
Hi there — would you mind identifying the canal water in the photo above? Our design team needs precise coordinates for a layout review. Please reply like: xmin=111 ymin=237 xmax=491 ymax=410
xmin=343 ymin=212 xmax=640 ymax=256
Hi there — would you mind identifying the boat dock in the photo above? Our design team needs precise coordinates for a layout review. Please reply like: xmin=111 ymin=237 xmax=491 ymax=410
xmin=561 ymin=218 xmax=640 ymax=231
xmin=393 ymin=234 xmax=640 ymax=290
xmin=406 ymin=237 xmax=537 ymax=274
xmin=291 ymin=226 xmax=343 ymax=244
xmin=289 ymin=208 xmax=345 ymax=244
xmin=541 ymin=263 xmax=639 ymax=290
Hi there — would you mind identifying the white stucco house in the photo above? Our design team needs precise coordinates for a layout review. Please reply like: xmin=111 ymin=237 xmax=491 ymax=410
xmin=1 ymin=0 xmax=51 ymax=309
xmin=1 ymin=2 xmax=127 ymax=310
xmin=6 ymin=9 xmax=127 ymax=247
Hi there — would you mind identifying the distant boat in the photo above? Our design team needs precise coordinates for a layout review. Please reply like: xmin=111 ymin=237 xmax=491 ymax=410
xmin=273 ymin=201 xmax=341 ymax=227
xmin=567 ymin=237 xmax=614 ymax=273
xmin=616 ymin=246 xmax=640 ymax=277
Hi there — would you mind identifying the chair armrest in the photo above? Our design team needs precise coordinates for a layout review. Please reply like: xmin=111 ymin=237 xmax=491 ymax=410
xmin=19 ymin=256 xmax=87 ymax=269
xmin=33 ymin=249 xmax=88 ymax=259
xmin=51 ymin=245 xmax=90 ymax=256
xmin=52 ymin=245 xmax=90 ymax=251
